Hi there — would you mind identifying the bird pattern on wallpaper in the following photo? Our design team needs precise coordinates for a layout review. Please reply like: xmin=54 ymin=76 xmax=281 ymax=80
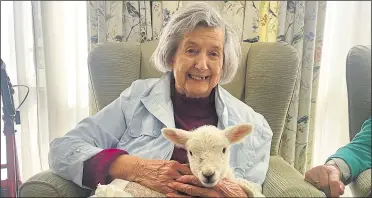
xmin=88 ymin=1 xmax=276 ymax=46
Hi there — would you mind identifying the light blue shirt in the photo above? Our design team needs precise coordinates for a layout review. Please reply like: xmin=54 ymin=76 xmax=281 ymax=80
xmin=48 ymin=72 xmax=273 ymax=190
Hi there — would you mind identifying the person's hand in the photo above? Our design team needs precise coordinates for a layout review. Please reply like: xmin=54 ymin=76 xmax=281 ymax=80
xmin=109 ymin=155 xmax=192 ymax=194
xmin=166 ymin=175 xmax=248 ymax=197
xmin=305 ymin=164 xmax=345 ymax=197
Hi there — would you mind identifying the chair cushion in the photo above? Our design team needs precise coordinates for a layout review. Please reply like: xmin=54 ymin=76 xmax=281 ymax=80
xmin=140 ymin=40 xmax=163 ymax=79
xmin=88 ymin=42 xmax=141 ymax=110
xmin=19 ymin=170 xmax=91 ymax=197
xmin=346 ymin=45 xmax=371 ymax=140
xmin=350 ymin=169 xmax=371 ymax=197
xmin=220 ymin=42 xmax=251 ymax=100
xmin=244 ymin=42 xmax=300 ymax=155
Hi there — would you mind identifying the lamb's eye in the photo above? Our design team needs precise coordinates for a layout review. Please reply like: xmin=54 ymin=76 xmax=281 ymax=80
xmin=189 ymin=150 xmax=193 ymax=156
xmin=222 ymin=148 xmax=226 ymax=154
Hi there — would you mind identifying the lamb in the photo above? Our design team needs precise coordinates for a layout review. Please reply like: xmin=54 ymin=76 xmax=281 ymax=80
xmin=91 ymin=124 xmax=265 ymax=197
xmin=162 ymin=123 xmax=265 ymax=197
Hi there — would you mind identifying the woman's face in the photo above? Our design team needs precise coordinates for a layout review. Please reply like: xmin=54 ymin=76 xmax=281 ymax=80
xmin=171 ymin=26 xmax=224 ymax=98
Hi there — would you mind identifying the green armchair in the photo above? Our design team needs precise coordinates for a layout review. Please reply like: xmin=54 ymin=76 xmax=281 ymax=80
xmin=19 ymin=41 xmax=324 ymax=197
xmin=345 ymin=45 xmax=371 ymax=197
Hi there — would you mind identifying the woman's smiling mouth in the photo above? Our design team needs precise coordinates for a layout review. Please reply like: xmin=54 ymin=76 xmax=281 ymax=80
xmin=188 ymin=74 xmax=210 ymax=80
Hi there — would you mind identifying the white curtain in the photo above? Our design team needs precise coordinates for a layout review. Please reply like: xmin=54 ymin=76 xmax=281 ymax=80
xmin=312 ymin=1 xmax=371 ymax=197
xmin=0 ymin=1 xmax=89 ymax=181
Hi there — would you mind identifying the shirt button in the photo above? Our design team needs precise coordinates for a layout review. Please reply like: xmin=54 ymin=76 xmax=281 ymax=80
xmin=234 ymin=167 xmax=245 ymax=177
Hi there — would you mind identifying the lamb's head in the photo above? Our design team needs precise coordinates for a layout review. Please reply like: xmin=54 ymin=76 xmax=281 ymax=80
xmin=162 ymin=123 xmax=253 ymax=187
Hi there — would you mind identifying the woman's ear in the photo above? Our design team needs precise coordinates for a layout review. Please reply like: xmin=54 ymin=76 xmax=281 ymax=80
xmin=169 ymin=56 xmax=175 ymax=68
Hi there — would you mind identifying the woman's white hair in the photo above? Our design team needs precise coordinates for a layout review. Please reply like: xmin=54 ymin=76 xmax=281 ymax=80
xmin=151 ymin=2 xmax=241 ymax=85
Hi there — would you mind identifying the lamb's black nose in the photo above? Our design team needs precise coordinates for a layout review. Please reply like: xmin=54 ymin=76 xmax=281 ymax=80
xmin=202 ymin=172 xmax=215 ymax=182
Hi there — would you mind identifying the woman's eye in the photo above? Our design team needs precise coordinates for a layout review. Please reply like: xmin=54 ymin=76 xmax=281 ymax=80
xmin=189 ymin=150 xmax=193 ymax=156
xmin=210 ymin=52 xmax=219 ymax=57
xmin=186 ymin=49 xmax=197 ymax=54
xmin=222 ymin=148 xmax=226 ymax=154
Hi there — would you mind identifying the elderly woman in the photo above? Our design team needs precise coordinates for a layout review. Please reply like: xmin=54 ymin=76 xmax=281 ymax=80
xmin=49 ymin=2 xmax=272 ymax=197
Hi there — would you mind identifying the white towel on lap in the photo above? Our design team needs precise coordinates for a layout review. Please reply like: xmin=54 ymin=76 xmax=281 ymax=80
xmin=90 ymin=179 xmax=165 ymax=197
xmin=90 ymin=178 xmax=264 ymax=197
xmin=90 ymin=179 xmax=133 ymax=197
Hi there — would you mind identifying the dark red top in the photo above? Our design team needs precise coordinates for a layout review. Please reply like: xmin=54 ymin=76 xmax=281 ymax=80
xmin=82 ymin=79 xmax=218 ymax=188
xmin=169 ymin=79 xmax=218 ymax=163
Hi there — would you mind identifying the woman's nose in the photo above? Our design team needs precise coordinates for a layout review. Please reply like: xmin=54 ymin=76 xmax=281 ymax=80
xmin=194 ymin=54 xmax=208 ymax=71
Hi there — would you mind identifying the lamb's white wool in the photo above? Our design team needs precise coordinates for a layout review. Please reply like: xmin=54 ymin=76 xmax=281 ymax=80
xmin=162 ymin=124 xmax=253 ymax=188
xmin=92 ymin=123 xmax=263 ymax=198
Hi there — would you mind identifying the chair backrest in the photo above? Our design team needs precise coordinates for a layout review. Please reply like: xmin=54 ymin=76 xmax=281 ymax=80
xmin=88 ymin=41 xmax=300 ymax=155
xmin=346 ymin=45 xmax=371 ymax=140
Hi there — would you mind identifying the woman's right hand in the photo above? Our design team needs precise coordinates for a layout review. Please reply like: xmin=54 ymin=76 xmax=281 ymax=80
xmin=109 ymin=155 xmax=192 ymax=194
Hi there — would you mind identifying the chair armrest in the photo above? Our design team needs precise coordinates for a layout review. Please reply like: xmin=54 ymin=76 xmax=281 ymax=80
xmin=19 ymin=170 xmax=91 ymax=197
xmin=350 ymin=169 xmax=371 ymax=197
xmin=263 ymin=156 xmax=325 ymax=197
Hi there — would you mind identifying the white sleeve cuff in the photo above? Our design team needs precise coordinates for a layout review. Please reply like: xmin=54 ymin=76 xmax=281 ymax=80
xmin=327 ymin=158 xmax=351 ymax=182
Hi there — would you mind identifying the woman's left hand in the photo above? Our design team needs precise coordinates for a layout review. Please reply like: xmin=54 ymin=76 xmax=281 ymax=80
xmin=166 ymin=175 xmax=248 ymax=198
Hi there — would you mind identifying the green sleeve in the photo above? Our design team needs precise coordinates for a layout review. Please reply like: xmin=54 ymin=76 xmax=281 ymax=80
xmin=327 ymin=117 xmax=371 ymax=183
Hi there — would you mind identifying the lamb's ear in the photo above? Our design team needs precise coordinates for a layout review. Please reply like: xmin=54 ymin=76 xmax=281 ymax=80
xmin=224 ymin=123 xmax=254 ymax=144
xmin=162 ymin=128 xmax=190 ymax=146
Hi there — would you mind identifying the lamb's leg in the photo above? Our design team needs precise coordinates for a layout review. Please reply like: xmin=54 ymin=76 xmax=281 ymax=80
xmin=226 ymin=169 xmax=265 ymax=198
xmin=234 ymin=178 xmax=265 ymax=198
